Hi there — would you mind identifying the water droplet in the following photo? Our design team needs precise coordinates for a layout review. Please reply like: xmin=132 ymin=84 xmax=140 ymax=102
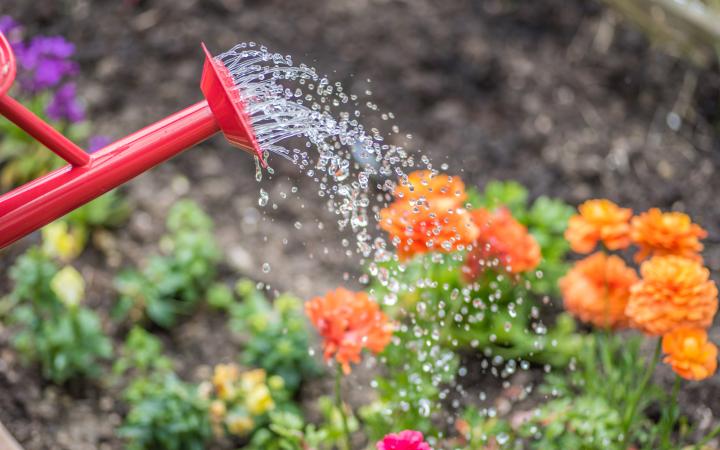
xmin=258 ymin=189 xmax=269 ymax=206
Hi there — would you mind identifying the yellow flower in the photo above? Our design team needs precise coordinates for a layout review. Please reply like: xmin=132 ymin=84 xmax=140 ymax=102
xmin=268 ymin=375 xmax=285 ymax=391
xmin=209 ymin=400 xmax=227 ymax=420
xmin=212 ymin=363 xmax=240 ymax=401
xmin=50 ymin=266 xmax=85 ymax=308
xmin=42 ymin=222 xmax=86 ymax=262
xmin=245 ymin=383 xmax=275 ymax=416
xmin=240 ymin=368 xmax=267 ymax=391
xmin=226 ymin=414 xmax=255 ymax=436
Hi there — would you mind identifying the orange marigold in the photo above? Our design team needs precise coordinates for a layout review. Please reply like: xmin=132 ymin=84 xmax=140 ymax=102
xmin=305 ymin=288 xmax=393 ymax=374
xmin=631 ymin=208 xmax=707 ymax=263
xmin=662 ymin=328 xmax=718 ymax=381
xmin=565 ymin=199 xmax=632 ymax=253
xmin=380 ymin=196 xmax=479 ymax=260
xmin=626 ymin=256 xmax=718 ymax=336
xmin=463 ymin=208 xmax=541 ymax=277
xmin=559 ymin=252 xmax=639 ymax=329
xmin=394 ymin=170 xmax=467 ymax=210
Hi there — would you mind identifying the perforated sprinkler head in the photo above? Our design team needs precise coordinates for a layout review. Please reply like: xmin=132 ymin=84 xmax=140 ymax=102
xmin=201 ymin=43 xmax=264 ymax=165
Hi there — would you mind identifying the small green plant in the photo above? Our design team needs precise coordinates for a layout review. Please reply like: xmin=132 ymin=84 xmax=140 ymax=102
xmin=228 ymin=279 xmax=321 ymax=393
xmin=3 ymin=248 xmax=112 ymax=383
xmin=360 ymin=336 xmax=458 ymax=443
xmin=119 ymin=373 xmax=212 ymax=450
xmin=115 ymin=326 xmax=212 ymax=450
xmin=245 ymin=397 xmax=358 ymax=450
xmin=113 ymin=326 xmax=173 ymax=378
xmin=114 ymin=199 xmax=220 ymax=327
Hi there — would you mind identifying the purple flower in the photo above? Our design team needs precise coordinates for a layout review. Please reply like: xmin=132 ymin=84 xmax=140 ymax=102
xmin=0 ymin=16 xmax=21 ymax=43
xmin=14 ymin=36 xmax=78 ymax=93
xmin=88 ymin=135 xmax=111 ymax=153
xmin=46 ymin=82 xmax=84 ymax=123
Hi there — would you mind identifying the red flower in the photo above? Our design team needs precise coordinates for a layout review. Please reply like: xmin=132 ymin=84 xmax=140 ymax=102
xmin=464 ymin=207 xmax=541 ymax=278
xmin=377 ymin=430 xmax=431 ymax=450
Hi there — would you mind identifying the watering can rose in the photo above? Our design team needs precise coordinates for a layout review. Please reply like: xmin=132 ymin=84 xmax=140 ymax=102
xmin=305 ymin=288 xmax=393 ymax=374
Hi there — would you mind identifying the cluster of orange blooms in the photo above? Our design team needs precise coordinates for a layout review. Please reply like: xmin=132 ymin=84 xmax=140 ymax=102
xmin=560 ymin=199 xmax=718 ymax=381
xmin=379 ymin=170 xmax=541 ymax=276
xmin=306 ymin=171 xmax=543 ymax=374
xmin=305 ymin=287 xmax=394 ymax=374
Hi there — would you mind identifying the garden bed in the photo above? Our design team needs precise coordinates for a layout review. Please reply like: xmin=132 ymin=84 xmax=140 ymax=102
xmin=1 ymin=0 xmax=720 ymax=449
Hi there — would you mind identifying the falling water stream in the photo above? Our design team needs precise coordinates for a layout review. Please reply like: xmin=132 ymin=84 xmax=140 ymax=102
xmin=219 ymin=42 xmax=524 ymax=444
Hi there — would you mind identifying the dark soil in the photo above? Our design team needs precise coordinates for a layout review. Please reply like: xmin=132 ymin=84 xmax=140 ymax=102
xmin=1 ymin=0 xmax=720 ymax=448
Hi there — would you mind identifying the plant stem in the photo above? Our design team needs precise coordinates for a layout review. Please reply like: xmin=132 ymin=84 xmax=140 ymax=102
xmin=660 ymin=375 xmax=682 ymax=448
xmin=622 ymin=338 xmax=662 ymax=442
xmin=335 ymin=364 xmax=352 ymax=450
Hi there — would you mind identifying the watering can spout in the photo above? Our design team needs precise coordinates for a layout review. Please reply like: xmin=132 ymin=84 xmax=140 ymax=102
xmin=0 ymin=33 xmax=264 ymax=249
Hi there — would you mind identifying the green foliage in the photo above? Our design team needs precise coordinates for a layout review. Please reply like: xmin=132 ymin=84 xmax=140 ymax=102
xmin=249 ymin=411 xmax=327 ymax=450
xmin=113 ymin=326 xmax=173 ymax=378
xmin=228 ymin=279 xmax=321 ymax=393
xmin=114 ymin=200 xmax=221 ymax=327
xmin=119 ymin=373 xmax=212 ymax=450
xmin=245 ymin=397 xmax=358 ymax=450
xmin=65 ymin=189 xmax=129 ymax=230
xmin=538 ymin=333 xmax=662 ymax=449
xmin=0 ymin=94 xmax=91 ymax=189
xmin=518 ymin=396 xmax=624 ymax=450
xmin=452 ymin=334 xmax=673 ymax=449
xmin=360 ymin=325 xmax=459 ymax=442
xmin=115 ymin=325 xmax=213 ymax=450
xmin=3 ymin=248 xmax=111 ymax=383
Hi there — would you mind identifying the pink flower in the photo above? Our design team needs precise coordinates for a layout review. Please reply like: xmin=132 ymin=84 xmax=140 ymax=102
xmin=377 ymin=430 xmax=431 ymax=450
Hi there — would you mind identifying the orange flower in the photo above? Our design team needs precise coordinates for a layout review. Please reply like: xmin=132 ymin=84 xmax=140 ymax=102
xmin=463 ymin=208 xmax=541 ymax=277
xmin=662 ymin=328 xmax=718 ymax=381
xmin=565 ymin=199 xmax=632 ymax=253
xmin=305 ymin=288 xmax=393 ymax=374
xmin=394 ymin=170 xmax=467 ymax=210
xmin=626 ymin=256 xmax=718 ymax=336
xmin=559 ymin=252 xmax=639 ymax=329
xmin=631 ymin=208 xmax=707 ymax=262
xmin=380 ymin=195 xmax=479 ymax=260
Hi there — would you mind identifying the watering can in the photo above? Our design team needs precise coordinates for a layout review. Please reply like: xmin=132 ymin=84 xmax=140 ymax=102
xmin=0 ymin=31 xmax=263 ymax=250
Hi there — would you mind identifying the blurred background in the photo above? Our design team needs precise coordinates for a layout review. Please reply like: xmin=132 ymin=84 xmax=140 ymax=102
xmin=1 ymin=0 xmax=720 ymax=448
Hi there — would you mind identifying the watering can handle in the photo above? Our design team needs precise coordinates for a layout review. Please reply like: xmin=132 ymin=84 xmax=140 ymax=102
xmin=0 ymin=32 xmax=90 ymax=167
xmin=0 ymin=37 xmax=261 ymax=250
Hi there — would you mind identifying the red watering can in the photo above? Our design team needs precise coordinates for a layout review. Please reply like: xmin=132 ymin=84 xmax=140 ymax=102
xmin=0 ymin=31 xmax=263 ymax=250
